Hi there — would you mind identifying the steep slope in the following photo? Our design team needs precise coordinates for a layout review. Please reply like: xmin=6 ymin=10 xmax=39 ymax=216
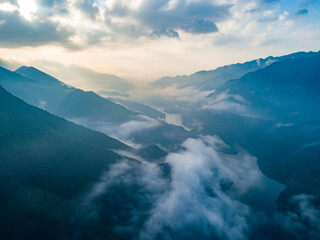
xmin=55 ymin=89 xmax=137 ymax=122
xmin=181 ymin=55 xmax=320 ymax=202
xmin=15 ymin=66 xmax=66 ymax=86
xmin=0 ymin=66 xmax=73 ymax=112
xmin=150 ymin=51 xmax=320 ymax=91
xmin=3 ymin=66 xmax=191 ymax=150
xmin=210 ymin=54 xmax=320 ymax=121
xmin=0 ymin=85 xmax=131 ymax=239
xmin=0 ymin=84 xmax=130 ymax=195
xmin=0 ymin=66 xmax=137 ymax=122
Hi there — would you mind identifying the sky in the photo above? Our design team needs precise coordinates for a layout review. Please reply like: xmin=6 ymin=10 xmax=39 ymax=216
xmin=0 ymin=0 xmax=319 ymax=83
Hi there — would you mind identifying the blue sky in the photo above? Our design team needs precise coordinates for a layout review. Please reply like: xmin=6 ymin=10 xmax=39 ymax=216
xmin=0 ymin=0 xmax=319 ymax=82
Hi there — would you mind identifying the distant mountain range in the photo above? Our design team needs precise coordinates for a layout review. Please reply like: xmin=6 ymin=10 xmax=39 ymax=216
xmin=150 ymin=51 xmax=320 ymax=91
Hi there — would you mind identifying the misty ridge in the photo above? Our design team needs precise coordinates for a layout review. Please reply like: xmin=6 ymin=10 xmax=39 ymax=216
xmin=0 ymin=50 xmax=320 ymax=240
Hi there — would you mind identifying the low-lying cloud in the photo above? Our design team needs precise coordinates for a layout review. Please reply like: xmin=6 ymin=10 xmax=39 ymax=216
xmin=203 ymin=91 xmax=260 ymax=118
xmin=65 ymin=134 xmax=320 ymax=240
xmin=272 ymin=194 xmax=320 ymax=239
xmin=69 ymin=116 xmax=162 ymax=148
xmin=140 ymin=136 xmax=262 ymax=240
xmin=71 ymin=135 xmax=267 ymax=240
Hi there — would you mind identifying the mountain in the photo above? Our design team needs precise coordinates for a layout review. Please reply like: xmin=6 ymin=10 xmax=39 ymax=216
xmin=0 ymin=66 xmax=137 ymax=123
xmin=150 ymin=51 xmax=320 ymax=91
xmin=180 ymin=54 xmax=320 ymax=203
xmin=0 ymin=66 xmax=71 ymax=112
xmin=210 ymin=54 xmax=320 ymax=120
xmin=1 ymin=66 xmax=192 ymax=150
xmin=0 ymin=84 xmax=135 ymax=239
xmin=15 ymin=66 xmax=66 ymax=86
xmin=55 ymin=89 xmax=137 ymax=122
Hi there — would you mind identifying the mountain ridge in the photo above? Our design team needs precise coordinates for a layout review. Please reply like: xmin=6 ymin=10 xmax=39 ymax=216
xmin=0 ymin=66 xmax=138 ymax=123
xmin=150 ymin=50 xmax=320 ymax=91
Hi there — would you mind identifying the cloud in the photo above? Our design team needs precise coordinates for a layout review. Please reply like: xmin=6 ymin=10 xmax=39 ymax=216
xmin=104 ymin=0 xmax=230 ymax=38
xmin=151 ymin=28 xmax=179 ymax=38
xmin=211 ymin=0 xmax=320 ymax=49
xmin=76 ymin=0 xmax=99 ymax=20
xmin=68 ymin=116 xmax=162 ymax=148
xmin=129 ymin=85 xmax=213 ymax=111
xmin=0 ymin=0 xmax=231 ymax=48
xmin=115 ymin=119 xmax=162 ymax=140
xmin=18 ymin=59 xmax=135 ymax=92
xmin=0 ymin=0 xmax=101 ymax=48
xmin=73 ymin=159 xmax=168 ymax=239
xmin=273 ymin=194 xmax=320 ymax=239
xmin=66 ymin=135 xmax=319 ymax=240
xmin=295 ymin=8 xmax=309 ymax=16
xmin=0 ymin=0 xmax=319 ymax=59
xmin=71 ymin=136 xmax=264 ymax=240
xmin=0 ymin=57 xmax=23 ymax=70
xmin=261 ymin=0 xmax=280 ymax=3
xmin=203 ymin=91 xmax=259 ymax=117
xmin=0 ymin=10 xmax=73 ymax=47
xmin=140 ymin=136 xmax=263 ymax=240
xmin=290 ymin=194 xmax=320 ymax=230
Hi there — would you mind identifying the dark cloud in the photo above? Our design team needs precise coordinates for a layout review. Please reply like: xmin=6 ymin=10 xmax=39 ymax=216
xmin=40 ymin=0 xmax=67 ymax=7
xmin=39 ymin=0 xmax=69 ymax=16
xmin=260 ymin=0 xmax=280 ymax=4
xmin=0 ymin=11 xmax=73 ymax=48
xmin=151 ymin=28 xmax=179 ymax=38
xmin=295 ymin=8 xmax=309 ymax=16
xmin=182 ymin=19 xmax=218 ymax=34
xmin=105 ymin=0 xmax=231 ymax=38
xmin=0 ymin=0 xmax=227 ymax=47
xmin=76 ymin=0 xmax=99 ymax=20
xmin=289 ymin=194 xmax=320 ymax=231
xmin=270 ymin=194 xmax=320 ymax=239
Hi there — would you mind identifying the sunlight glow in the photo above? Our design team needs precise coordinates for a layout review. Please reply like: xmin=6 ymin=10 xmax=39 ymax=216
xmin=0 ymin=2 xmax=17 ymax=12
xmin=18 ymin=0 xmax=37 ymax=20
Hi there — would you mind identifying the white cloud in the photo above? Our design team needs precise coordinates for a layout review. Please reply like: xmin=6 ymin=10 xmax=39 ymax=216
xmin=18 ymin=0 xmax=37 ymax=20
xmin=0 ymin=2 xmax=17 ymax=12
xmin=140 ymin=136 xmax=262 ymax=240
xmin=130 ymin=85 xmax=213 ymax=107
xmin=274 ymin=194 xmax=320 ymax=239
xmin=74 ymin=135 xmax=316 ymax=240
xmin=291 ymin=194 xmax=320 ymax=230
xmin=67 ymin=116 xmax=162 ymax=147
xmin=77 ymin=135 xmax=264 ymax=239
xmin=203 ymin=91 xmax=259 ymax=117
